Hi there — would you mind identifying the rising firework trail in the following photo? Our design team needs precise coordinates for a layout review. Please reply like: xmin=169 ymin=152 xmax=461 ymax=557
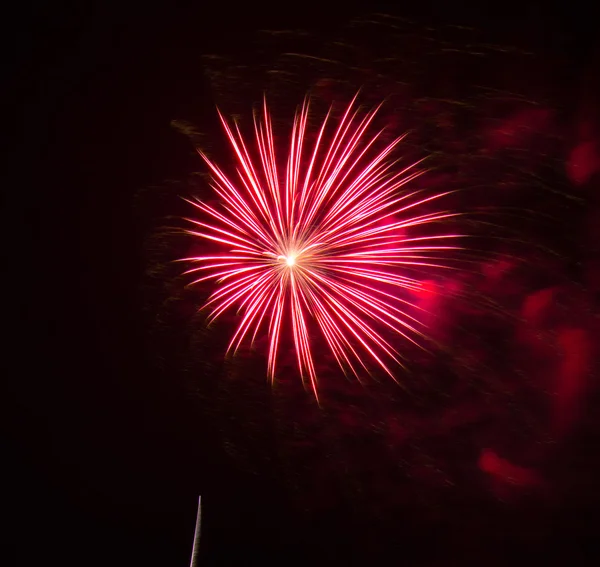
xmin=182 ymin=94 xmax=461 ymax=400
xmin=189 ymin=496 xmax=202 ymax=567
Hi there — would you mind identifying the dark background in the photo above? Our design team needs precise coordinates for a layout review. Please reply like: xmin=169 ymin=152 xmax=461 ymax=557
xmin=7 ymin=2 xmax=599 ymax=565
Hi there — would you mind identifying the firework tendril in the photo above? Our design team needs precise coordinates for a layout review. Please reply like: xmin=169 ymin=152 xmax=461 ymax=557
xmin=182 ymin=94 xmax=461 ymax=400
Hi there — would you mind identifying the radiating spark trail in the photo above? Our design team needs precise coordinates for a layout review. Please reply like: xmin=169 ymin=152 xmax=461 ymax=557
xmin=182 ymin=94 xmax=461 ymax=400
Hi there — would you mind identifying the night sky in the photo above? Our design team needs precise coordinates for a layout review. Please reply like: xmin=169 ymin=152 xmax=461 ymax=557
xmin=7 ymin=2 xmax=600 ymax=565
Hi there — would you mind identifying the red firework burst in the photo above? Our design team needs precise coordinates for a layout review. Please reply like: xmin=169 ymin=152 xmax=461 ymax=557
xmin=182 ymin=94 xmax=460 ymax=400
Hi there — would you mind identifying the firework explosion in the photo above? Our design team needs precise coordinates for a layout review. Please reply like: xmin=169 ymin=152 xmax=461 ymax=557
xmin=182 ymin=95 xmax=461 ymax=399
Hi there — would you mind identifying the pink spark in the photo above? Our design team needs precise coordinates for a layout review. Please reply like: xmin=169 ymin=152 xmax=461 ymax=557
xmin=182 ymin=94 xmax=461 ymax=400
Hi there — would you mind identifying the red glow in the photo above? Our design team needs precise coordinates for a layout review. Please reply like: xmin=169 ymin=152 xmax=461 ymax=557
xmin=182 ymin=95 xmax=461 ymax=398
xmin=567 ymin=140 xmax=599 ymax=186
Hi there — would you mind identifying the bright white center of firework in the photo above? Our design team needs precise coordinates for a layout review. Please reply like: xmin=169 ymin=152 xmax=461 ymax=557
xmin=277 ymin=254 xmax=297 ymax=267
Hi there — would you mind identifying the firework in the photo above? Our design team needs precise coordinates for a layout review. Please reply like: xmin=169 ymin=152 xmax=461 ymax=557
xmin=182 ymin=94 xmax=460 ymax=400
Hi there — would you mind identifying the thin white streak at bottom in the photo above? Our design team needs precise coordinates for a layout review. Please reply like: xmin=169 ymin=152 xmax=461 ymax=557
xmin=189 ymin=496 xmax=202 ymax=567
